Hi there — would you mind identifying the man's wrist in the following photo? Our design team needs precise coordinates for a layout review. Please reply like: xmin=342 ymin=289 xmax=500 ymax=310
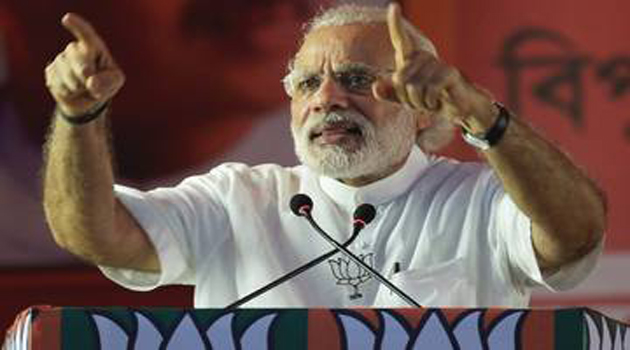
xmin=461 ymin=102 xmax=512 ymax=150
xmin=460 ymin=101 xmax=500 ymax=133
xmin=56 ymin=101 xmax=111 ymax=126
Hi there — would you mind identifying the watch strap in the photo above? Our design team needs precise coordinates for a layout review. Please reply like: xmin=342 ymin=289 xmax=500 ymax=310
xmin=461 ymin=102 xmax=511 ymax=150
xmin=56 ymin=100 xmax=111 ymax=125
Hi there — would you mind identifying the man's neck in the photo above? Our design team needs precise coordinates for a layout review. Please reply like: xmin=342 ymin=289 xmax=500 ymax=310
xmin=337 ymin=157 xmax=408 ymax=187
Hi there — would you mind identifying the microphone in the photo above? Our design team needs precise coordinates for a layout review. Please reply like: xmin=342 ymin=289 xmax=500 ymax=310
xmin=290 ymin=194 xmax=376 ymax=231
xmin=352 ymin=201 xmax=377 ymax=230
xmin=289 ymin=193 xmax=313 ymax=217
xmin=292 ymin=194 xmax=421 ymax=308
xmin=224 ymin=196 xmax=375 ymax=310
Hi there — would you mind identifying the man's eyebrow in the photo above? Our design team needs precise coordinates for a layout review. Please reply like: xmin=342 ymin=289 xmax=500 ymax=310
xmin=288 ymin=68 xmax=318 ymax=81
xmin=335 ymin=62 xmax=395 ymax=74
xmin=336 ymin=62 xmax=377 ymax=72
xmin=287 ymin=62 xmax=393 ymax=82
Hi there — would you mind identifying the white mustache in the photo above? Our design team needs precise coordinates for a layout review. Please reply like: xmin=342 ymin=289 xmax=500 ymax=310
xmin=302 ymin=110 xmax=370 ymax=137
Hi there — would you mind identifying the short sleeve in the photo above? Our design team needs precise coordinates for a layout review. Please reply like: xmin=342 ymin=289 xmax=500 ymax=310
xmin=98 ymin=185 xmax=192 ymax=291
xmin=99 ymin=174 xmax=231 ymax=291
xmin=494 ymin=190 xmax=603 ymax=292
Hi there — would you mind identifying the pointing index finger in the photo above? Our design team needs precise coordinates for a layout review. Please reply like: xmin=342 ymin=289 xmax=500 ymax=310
xmin=387 ymin=3 xmax=416 ymax=68
xmin=61 ymin=13 xmax=104 ymax=49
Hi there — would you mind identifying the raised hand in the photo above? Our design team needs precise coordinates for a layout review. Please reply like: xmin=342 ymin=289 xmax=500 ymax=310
xmin=378 ymin=3 xmax=495 ymax=130
xmin=45 ymin=13 xmax=125 ymax=118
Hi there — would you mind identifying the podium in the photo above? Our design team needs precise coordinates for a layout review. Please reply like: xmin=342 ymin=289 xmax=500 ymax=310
xmin=3 ymin=306 xmax=629 ymax=349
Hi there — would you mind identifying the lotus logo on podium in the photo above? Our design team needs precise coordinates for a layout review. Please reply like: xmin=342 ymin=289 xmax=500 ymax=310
xmin=328 ymin=253 xmax=374 ymax=300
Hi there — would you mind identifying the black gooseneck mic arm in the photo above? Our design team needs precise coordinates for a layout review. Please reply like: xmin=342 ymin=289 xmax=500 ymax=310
xmin=291 ymin=194 xmax=422 ymax=308
xmin=224 ymin=197 xmax=376 ymax=310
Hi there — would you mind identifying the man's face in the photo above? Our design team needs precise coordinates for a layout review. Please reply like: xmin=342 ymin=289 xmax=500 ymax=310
xmin=289 ymin=24 xmax=420 ymax=184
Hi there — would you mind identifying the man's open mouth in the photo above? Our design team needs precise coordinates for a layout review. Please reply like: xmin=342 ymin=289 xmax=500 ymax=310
xmin=310 ymin=122 xmax=362 ymax=142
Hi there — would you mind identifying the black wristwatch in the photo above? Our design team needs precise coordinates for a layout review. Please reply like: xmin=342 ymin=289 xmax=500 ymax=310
xmin=461 ymin=102 xmax=511 ymax=150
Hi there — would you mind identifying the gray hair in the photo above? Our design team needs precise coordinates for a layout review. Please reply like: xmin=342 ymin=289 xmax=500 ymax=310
xmin=306 ymin=4 xmax=438 ymax=57
xmin=284 ymin=4 xmax=454 ymax=152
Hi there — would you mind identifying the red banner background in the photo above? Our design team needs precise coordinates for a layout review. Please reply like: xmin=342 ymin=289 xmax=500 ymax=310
xmin=0 ymin=0 xmax=628 ymax=331
xmin=407 ymin=0 xmax=630 ymax=320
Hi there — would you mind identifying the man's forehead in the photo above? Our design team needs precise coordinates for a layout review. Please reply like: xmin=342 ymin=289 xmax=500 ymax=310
xmin=293 ymin=24 xmax=395 ymax=71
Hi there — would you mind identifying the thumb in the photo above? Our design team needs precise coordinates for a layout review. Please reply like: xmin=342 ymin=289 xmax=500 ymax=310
xmin=86 ymin=70 xmax=124 ymax=100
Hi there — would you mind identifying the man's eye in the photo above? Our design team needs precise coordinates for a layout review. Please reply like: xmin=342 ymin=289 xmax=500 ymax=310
xmin=338 ymin=72 xmax=375 ymax=91
xmin=297 ymin=75 xmax=321 ymax=92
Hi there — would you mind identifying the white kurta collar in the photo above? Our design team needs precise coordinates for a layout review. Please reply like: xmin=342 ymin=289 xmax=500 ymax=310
xmin=318 ymin=146 xmax=429 ymax=209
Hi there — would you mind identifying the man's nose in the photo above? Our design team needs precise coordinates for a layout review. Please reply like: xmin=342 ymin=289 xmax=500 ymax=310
xmin=310 ymin=77 xmax=350 ymax=113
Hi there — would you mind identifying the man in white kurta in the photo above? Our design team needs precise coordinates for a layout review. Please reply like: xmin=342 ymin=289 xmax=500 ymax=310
xmin=102 ymin=146 xmax=600 ymax=307
xmin=42 ymin=4 xmax=606 ymax=310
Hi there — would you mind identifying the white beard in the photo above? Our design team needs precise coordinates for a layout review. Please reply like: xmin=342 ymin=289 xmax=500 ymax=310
xmin=292 ymin=109 xmax=417 ymax=180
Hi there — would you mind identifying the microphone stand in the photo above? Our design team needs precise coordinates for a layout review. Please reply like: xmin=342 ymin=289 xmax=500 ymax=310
xmin=225 ymin=225 xmax=363 ymax=310
xmin=302 ymin=212 xmax=422 ymax=308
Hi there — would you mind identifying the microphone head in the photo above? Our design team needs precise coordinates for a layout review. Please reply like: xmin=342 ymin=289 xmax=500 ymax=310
xmin=290 ymin=194 xmax=313 ymax=216
xmin=353 ymin=203 xmax=376 ymax=228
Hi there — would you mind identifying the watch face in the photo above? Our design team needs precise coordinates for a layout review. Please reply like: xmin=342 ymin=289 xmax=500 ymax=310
xmin=462 ymin=131 xmax=491 ymax=150
xmin=460 ymin=103 xmax=510 ymax=151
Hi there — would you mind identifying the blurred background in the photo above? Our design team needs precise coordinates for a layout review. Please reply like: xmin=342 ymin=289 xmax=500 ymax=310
xmin=0 ymin=0 xmax=628 ymax=332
